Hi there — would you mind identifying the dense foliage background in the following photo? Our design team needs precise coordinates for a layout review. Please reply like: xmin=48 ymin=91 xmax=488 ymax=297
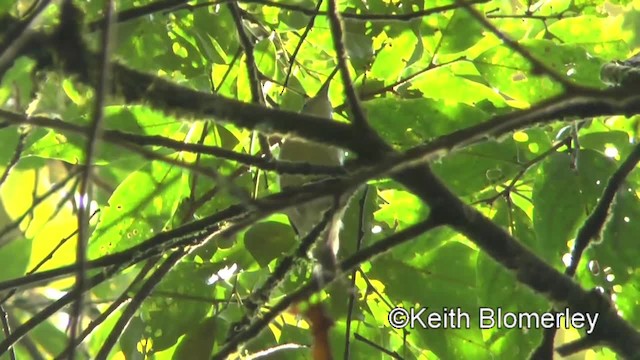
xmin=1 ymin=0 xmax=640 ymax=358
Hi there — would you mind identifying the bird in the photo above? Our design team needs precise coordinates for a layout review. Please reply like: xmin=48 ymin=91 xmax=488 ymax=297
xmin=278 ymin=67 xmax=346 ymax=275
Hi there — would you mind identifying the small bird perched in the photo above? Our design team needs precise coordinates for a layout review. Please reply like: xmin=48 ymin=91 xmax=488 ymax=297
xmin=278 ymin=67 xmax=346 ymax=275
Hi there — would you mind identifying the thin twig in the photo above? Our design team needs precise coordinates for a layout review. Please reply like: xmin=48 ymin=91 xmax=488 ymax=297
xmin=281 ymin=0 xmax=324 ymax=93
xmin=95 ymin=251 xmax=185 ymax=359
xmin=0 ymin=113 xmax=347 ymax=177
xmin=457 ymin=0 xmax=577 ymax=90
xmin=0 ymin=0 xmax=52 ymax=77
xmin=227 ymin=0 xmax=273 ymax=159
xmin=0 ymin=305 xmax=15 ymax=360
xmin=69 ymin=0 xmax=115 ymax=353
xmin=0 ymin=131 xmax=27 ymax=188
xmin=0 ymin=168 xmax=80 ymax=244
xmin=326 ymin=0 xmax=370 ymax=131
xmin=353 ymin=333 xmax=404 ymax=359
xmin=343 ymin=186 xmax=369 ymax=360
xmin=54 ymin=259 xmax=158 ymax=359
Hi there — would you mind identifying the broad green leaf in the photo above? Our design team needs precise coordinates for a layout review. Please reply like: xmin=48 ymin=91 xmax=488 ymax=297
xmin=0 ymin=236 xmax=30 ymax=282
xmin=139 ymin=261 xmax=218 ymax=351
xmin=364 ymin=98 xmax=490 ymax=149
xmin=375 ymin=188 xmax=428 ymax=229
xmin=22 ymin=313 xmax=69 ymax=358
xmin=369 ymin=242 xmax=491 ymax=359
xmin=255 ymin=38 xmax=277 ymax=78
xmin=476 ymin=39 xmax=605 ymax=104
xmin=0 ymin=164 xmax=79 ymax=273
xmin=0 ymin=127 xmax=20 ymax=165
xmin=613 ymin=270 xmax=640 ymax=331
xmin=103 ymin=105 xmax=186 ymax=137
xmin=624 ymin=6 xmax=640 ymax=48
xmin=532 ymin=150 xmax=618 ymax=264
xmin=120 ymin=316 xmax=148 ymax=359
xmin=243 ymin=221 xmax=297 ymax=267
xmin=172 ymin=316 xmax=220 ymax=360
xmin=412 ymin=66 xmax=506 ymax=105
xmin=0 ymin=56 xmax=35 ymax=106
xmin=343 ymin=17 xmax=375 ymax=69
xmin=579 ymin=131 xmax=633 ymax=160
xmin=478 ymin=199 xmax=550 ymax=356
xmin=433 ymin=140 xmax=522 ymax=197
xmin=546 ymin=15 xmax=629 ymax=57
xmin=370 ymin=30 xmax=419 ymax=80
xmin=3 ymin=1 xmax=640 ymax=358
xmin=88 ymin=162 xmax=186 ymax=257
xmin=440 ymin=10 xmax=485 ymax=54
xmin=193 ymin=7 xmax=238 ymax=63
xmin=0 ymin=0 xmax=14 ymax=13
xmin=592 ymin=187 xmax=640 ymax=284
xmin=278 ymin=0 xmax=316 ymax=29
xmin=490 ymin=197 xmax=540 ymax=254
xmin=26 ymin=129 xmax=127 ymax=165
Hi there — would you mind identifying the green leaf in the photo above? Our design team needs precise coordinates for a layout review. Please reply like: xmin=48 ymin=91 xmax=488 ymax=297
xmin=343 ymin=18 xmax=374 ymax=69
xmin=24 ymin=315 xmax=69 ymax=358
xmin=255 ymin=38 xmax=277 ymax=78
xmin=368 ymin=242 xmax=491 ymax=358
xmin=243 ymin=221 xmax=297 ymax=267
xmin=120 ymin=316 xmax=148 ymax=359
xmin=364 ymin=98 xmax=490 ymax=149
xmin=593 ymin=187 xmax=640 ymax=284
xmin=139 ymin=261 xmax=217 ymax=351
xmin=0 ymin=237 xmax=31 ymax=282
xmin=0 ymin=56 xmax=35 ymax=106
xmin=172 ymin=316 xmax=220 ymax=360
xmin=440 ymin=10 xmax=485 ymax=54
xmin=547 ymin=15 xmax=629 ymax=57
xmin=477 ymin=199 xmax=549 ymax=356
xmin=0 ymin=127 xmax=20 ymax=165
xmin=532 ymin=150 xmax=617 ymax=264
xmin=579 ymin=131 xmax=633 ymax=159
xmin=433 ymin=140 xmax=522 ymax=197
xmin=194 ymin=7 xmax=238 ymax=62
xmin=412 ymin=65 xmax=506 ymax=105
xmin=375 ymin=188 xmax=428 ymax=230
xmin=88 ymin=162 xmax=186 ymax=257
xmin=370 ymin=30 xmax=418 ymax=80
